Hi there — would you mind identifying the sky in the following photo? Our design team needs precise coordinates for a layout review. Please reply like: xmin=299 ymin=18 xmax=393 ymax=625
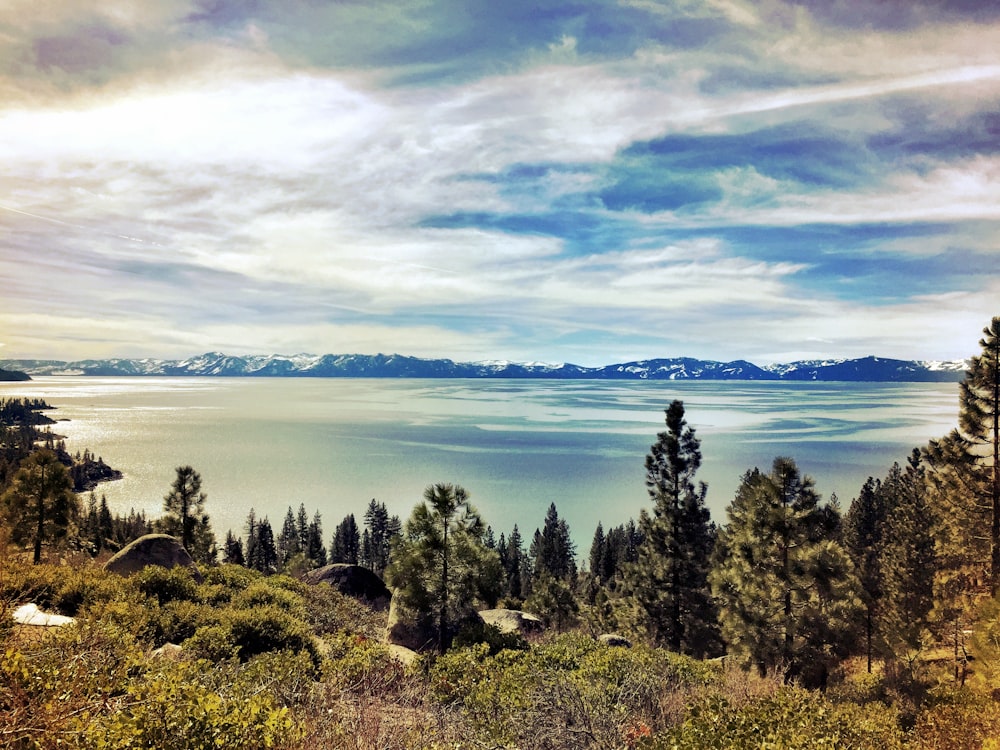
xmin=1 ymin=0 xmax=999 ymax=367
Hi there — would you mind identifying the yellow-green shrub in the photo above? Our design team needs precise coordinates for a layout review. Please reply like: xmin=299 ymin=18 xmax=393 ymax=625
xmin=652 ymin=687 xmax=905 ymax=750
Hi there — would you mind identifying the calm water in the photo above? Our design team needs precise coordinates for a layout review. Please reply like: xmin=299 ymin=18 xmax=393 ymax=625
xmin=0 ymin=377 xmax=960 ymax=549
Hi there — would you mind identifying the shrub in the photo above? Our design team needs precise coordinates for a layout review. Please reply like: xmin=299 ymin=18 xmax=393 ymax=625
xmin=226 ymin=605 xmax=320 ymax=666
xmin=232 ymin=580 xmax=307 ymax=618
xmin=325 ymin=633 xmax=407 ymax=695
xmin=452 ymin=620 xmax=529 ymax=655
xmin=910 ymin=686 xmax=1000 ymax=750
xmin=429 ymin=634 xmax=718 ymax=750
xmin=134 ymin=565 xmax=201 ymax=606
xmin=300 ymin=582 xmax=386 ymax=639
xmin=652 ymin=687 xmax=905 ymax=750
xmin=78 ymin=657 xmax=304 ymax=750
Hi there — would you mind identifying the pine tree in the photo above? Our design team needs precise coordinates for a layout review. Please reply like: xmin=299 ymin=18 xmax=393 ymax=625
xmin=622 ymin=401 xmax=718 ymax=656
xmin=361 ymin=499 xmax=401 ymax=575
xmin=223 ymin=529 xmax=245 ymax=565
xmin=1 ymin=449 xmax=78 ymax=564
xmin=589 ymin=523 xmax=607 ymax=581
xmin=277 ymin=506 xmax=301 ymax=566
xmin=296 ymin=503 xmax=310 ymax=553
xmin=331 ymin=514 xmax=361 ymax=565
xmin=506 ymin=524 xmax=525 ymax=600
xmin=254 ymin=517 xmax=278 ymax=574
xmin=844 ymin=476 xmax=886 ymax=673
xmin=244 ymin=509 xmax=260 ymax=571
xmin=158 ymin=465 xmax=215 ymax=562
xmin=532 ymin=503 xmax=576 ymax=581
xmin=710 ymin=457 xmax=861 ymax=686
xmin=307 ymin=512 xmax=327 ymax=567
xmin=879 ymin=453 xmax=936 ymax=662
xmin=924 ymin=318 xmax=1000 ymax=584
xmin=385 ymin=483 xmax=502 ymax=653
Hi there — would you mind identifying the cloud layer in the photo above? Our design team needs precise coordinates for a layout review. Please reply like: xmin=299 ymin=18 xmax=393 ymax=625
xmin=2 ymin=0 xmax=998 ymax=364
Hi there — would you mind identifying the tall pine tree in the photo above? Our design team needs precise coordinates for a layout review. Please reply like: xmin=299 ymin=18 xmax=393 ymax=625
xmin=622 ymin=400 xmax=719 ymax=656
xmin=710 ymin=457 xmax=861 ymax=686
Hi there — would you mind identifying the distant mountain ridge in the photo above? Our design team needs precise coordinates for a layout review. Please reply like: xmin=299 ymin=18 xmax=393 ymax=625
xmin=0 ymin=353 xmax=967 ymax=382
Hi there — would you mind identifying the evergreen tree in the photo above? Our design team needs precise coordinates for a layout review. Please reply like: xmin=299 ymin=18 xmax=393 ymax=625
xmin=244 ymin=509 xmax=261 ymax=571
xmin=532 ymin=503 xmax=576 ymax=581
xmin=924 ymin=317 xmax=1000 ymax=586
xmin=1 ymin=449 xmax=78 ymax=564
xmin=589 ymin=523 xmax=607 ymax=580
xmin=158 ymin=465 xmax=215 ymax=563
xmin=361 ymin=499 xmax=401 ymax=575
xmin=385 ymin=483 xmax=502 ymax=653
xmin=307 ymin=512 xmax=327 ymax=567
xmin=844 ymin=476 xmax=886 ymax=673
xmin=296 ymin=503 xmax=310 ymax=553
xmin=331 ymin=513 xmax=360 ymax=564
xmin=277 ymin=506 xmax=301 ymax=566
xmin=505 ymin=524 xmax=526 ymax=600
xmin=254 ymin=517 xmax=278 ymax=574
xmin=622 ymin=401 xmax=719 ymax=656
xmin=97 ymin=494 xmax=113 ymax=550
xmin=879 ymin=453 xmax=937 ymax=662
xmin=223 ymin=529 xmax=245 ymax=565
xmin=710 ymin=457 xmax=862 ymax=686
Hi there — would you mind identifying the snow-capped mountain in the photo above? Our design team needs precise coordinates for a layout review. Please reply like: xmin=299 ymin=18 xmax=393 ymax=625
xmin=0 ymin=353 xmax=968 ymax=382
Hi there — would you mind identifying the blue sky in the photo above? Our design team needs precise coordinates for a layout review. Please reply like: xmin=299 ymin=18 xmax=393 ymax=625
xmin=1 ymin=0 xmax=999 ymax=366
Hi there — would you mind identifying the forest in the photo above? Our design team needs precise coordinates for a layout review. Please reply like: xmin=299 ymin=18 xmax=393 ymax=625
xmin=1 ymin=316 xmax=999 ymax=749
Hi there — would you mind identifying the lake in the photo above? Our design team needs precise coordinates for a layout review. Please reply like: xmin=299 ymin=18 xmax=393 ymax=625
xmin=0 ymin=377 xmax=960 ymax=551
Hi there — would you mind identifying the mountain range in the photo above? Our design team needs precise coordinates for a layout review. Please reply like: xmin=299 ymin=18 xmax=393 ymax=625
xmin=0 ymin=353 xmax=968 ymax=382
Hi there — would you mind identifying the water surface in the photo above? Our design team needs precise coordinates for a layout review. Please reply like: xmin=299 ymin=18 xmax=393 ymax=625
xmin=0 ymin=377 xmax=959 ymax=548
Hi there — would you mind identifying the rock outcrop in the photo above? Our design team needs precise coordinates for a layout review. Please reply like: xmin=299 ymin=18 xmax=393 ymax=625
xmin=478 ymin=608 xmax=544 ymax=636
xmin=385 ymin=595 xmax=438 ymax=652
xmin=301 ymin=564 xmax=391 ymax=610
xmin=104 ymin=534 xmax=203 ymax=583
xmin=12 ymin=603 xmax=74 ymax=627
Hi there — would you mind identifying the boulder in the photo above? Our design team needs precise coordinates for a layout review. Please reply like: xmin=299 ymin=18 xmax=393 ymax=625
xmin=387 ymin=643 xmax=420 ymax=668
xmin=12 ymin=603 xmax=74 ymax=628
xmin=478 ymin=608 xmax=544 ymax=636
xmin=151 ymin=643 xmax=185 ymax=661
xmin=104 ymin=534 xmax=203 ymax=583
xmin=385 ymin=594 xmax=485 ymax=653
xmin=301 ymin=564 xmax=391 ymax=610
xmin=385 ymin=595 xmax=438 ymax=652
xmin=597 ymin=633 xmax=632 ymax=648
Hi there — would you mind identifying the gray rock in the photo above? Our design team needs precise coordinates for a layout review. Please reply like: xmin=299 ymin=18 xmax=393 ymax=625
xmin=151 ymin=643 xmax=185 ymax=660
xmin=104 ymin=534 xmax=203 ymax=583
xmin=385 ymin=595 xmax=438 ymax=652
xmin=478 ymin=608 xmax=544 ymax=635
xmin=301 ymin=564 xmax=391 ymax=610
xmin=597 ymin=633 xmax=632 ymax=648
xmin=386 ymin=643 xmax=420 ymax=667
xmin=385 ymin=594 xmax=484 ymax=653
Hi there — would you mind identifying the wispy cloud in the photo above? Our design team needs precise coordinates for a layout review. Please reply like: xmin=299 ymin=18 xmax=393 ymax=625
xmin=1 ymin=0 xmax=998 ymax=364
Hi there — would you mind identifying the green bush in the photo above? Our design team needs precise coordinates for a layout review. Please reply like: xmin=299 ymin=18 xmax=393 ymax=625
xmin=325 ymin=633 xmax=407 ymax=695
xmin=652 ymin=687 xmax=905 ymax=750
xmin=452 ymin=620 xmax=529 ymax=655
xmin=429 ymin=634 xmax=718 ymax=750
xmin=232 ymin=580 xmax=307 ymax=618
xmin=134 ymin=565 xmax=201 ymax=606
xmin=155 ymin=599 xmax=219 ymax=646
xmin=226 ymin=605 xmax=320 ymax=666
xmin=78 ymin=657 xmax=303 ymax=750
xmin=300 ymin=582 xmax=386 ymax=639
xmin=201 ymin=563 xmax=262 ymax=596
